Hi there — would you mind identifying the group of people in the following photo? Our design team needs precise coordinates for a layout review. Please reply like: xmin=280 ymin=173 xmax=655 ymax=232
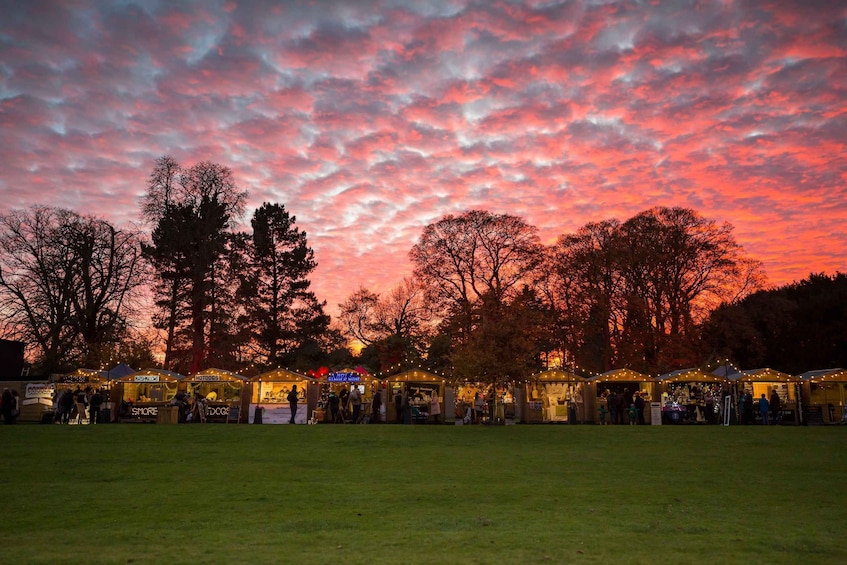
xmin=1 ymin=387 xmax=20 ymax=424
xmin=599 ymin=388 xmax=647 ymax=425
xmin=53 ymin=386 xmax=105 ymax=424
xmin=325 ymin=385 xmax=375 ymax=423
xmin=393 ymin=385 xmax=441 ymax=424
xmin=455 ymin=388 xmax=502 ymax=424
xmin=738 ymin=389 xmax=782 ymax=425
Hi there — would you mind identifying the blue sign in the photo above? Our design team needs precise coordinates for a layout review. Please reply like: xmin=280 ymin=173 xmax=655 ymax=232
xmin=328 ymin=372 xmax=361 ymax=383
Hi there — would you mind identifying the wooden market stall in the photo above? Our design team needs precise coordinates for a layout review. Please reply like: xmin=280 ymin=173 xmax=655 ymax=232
xmin=249 ymin=369 xmax=317 ymax=424
xmin=184 ymin=368 xmax=248 ymax=423
xmin=798 ymin=368 xmax=847 ymax=424
xmin=113 ymin=368 xmax=185 ymax=423
xmin=730 ymin=368 xmax=801 ymax=425
xmin=524 ymin=369 xmax=587 ymax=424
xmin=384 ymin=369 xmax=446 ymax=424
xmin=321 ymin=368 xmax=380 ymax=423
xmin=451 ymin=379 xmax=517 ymax=425
xmin=588 ymin=368 xmax=657 ymax=424
xmin=656 ymin=368 xmax=729 ymax=424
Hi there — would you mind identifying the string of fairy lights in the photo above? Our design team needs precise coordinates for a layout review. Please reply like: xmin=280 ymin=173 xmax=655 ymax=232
xmin=77 ymin=357 xmax=844 ymax=385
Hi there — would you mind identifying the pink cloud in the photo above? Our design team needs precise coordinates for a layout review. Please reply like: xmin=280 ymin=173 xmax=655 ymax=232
xmin=0 ymin=0 xmax=845 ymax=323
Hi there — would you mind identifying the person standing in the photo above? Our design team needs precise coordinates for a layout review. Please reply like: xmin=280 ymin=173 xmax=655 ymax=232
xmin=758 ymin=393 xmax=770 ymax=425
xmin=607 ymin=390 xmax=619 ymax=425
xmin=349 ymin=385 xmax=362 ymax=423
xmin=328 ymin=390 xmax=340 ymax=423
xmin=769 ymin=389 xmax=781 ymax=425
xmin=371 ymin=388 xmax=382 ymax=423
xmin=74 ymin=387 xmax=88 ymax=424
xmin=393 ymin=389 xmax=402 ymax=423
xmin=473 ymin=392 xmax=484 ymax=424
xmin=57 ymin=389 xmax=74 ymax=424
xmin=2 ymin=388 xmax=14 ymax=424
xmin=339 ymin=387 xmax=350 ymax=421
xmin=287 ymin=384 xmax=299 ymax=424
xmin=89 ymin=388 xmax=104 ymax=424
xmin=430 ymin=391 xmax=441 ymax=424
xmin=634 ymin=392 xmax=646 ymax=425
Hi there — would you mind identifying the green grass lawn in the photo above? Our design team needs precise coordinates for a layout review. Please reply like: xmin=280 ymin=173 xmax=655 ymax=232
xmin=1 ymin=423 xmax=845 ymax=564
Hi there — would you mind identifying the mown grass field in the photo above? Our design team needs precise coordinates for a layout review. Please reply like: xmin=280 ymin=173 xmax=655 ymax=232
xmin=1 ymin=423 xmax=845 ymax=564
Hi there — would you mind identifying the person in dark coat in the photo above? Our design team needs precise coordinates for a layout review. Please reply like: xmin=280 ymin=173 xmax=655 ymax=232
xmin=607 ymin=391 xmax=619 ymax=425
xmin=328 ymin=391 xmax=341 ymax=423
xmin=57 ymin=389 xmax=75 ymax=424
xmin=287 ymin=385 xmax=299 ymax=424
xmin=371 ymin=389 xmax=382 ymax=423
xmin=394 ymin=389 xmax=402 ymax=424
xmin=769 ymin=390 xmax=781 ymax=425
xmin=89 ymin=389 xmax=104 ymax=424
xmin=2 ymin=388 xmax=15 ymax=424
xmin=742 ymin=391 xmax=754 ymax=425
xmin=634 ymin=392 xmax=646 ymax=425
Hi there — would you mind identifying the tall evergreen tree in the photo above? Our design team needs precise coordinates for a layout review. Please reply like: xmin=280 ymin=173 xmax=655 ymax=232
xmin=239 ymin=203 xmax=329 ymax=365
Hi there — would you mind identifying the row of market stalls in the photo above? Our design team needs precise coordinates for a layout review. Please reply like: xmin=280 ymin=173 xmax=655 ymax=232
xmin=13 ymin=364 xmax=847 ymax=425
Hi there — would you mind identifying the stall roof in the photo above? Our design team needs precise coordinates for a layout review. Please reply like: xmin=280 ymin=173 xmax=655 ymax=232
xmin=657 ymin=368 xmax=727 ymax=383
xmin=105 ymin=363 xmax=136 ymax=379
xmin=250 ymin=368 xmax=314 ymax=382
xmin=530 ymin=369 xmax=585 ymax=382
xmin=731 ymin=368 xmax=799 ymax=382
xmin=711 ymin=365 xmax=743 ymax=379
xmin=797 ymin=368 xmax=847 ymax=382
xmin=588 ymin=368 xmax=651 ymax=383
xmin=114 ymin=368 xmax=185 ymax=383
xmin=189 ymin=368 xmax=248 ymax=382
xmin=384 ymin=369 xmax=446 ymax=383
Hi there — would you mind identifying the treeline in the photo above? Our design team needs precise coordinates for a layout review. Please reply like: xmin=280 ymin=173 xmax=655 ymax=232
xmin=1 ymin=157 xmax=843 ymax=378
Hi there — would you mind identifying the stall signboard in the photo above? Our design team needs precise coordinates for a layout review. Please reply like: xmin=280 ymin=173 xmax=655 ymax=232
xmin=134 ymin=375 xmax=161 ymax=383
xmin=205 ymin=405 xmax=232 ymax=418
xmin=328 ymin=372 xmax=361 ymax=383
xmin=131 ymin=405 xmax=159 ymax=417
xmin=26 ymin=383 xmax=55 ymax=399
xmin=194 ymin=375 xmax=222 ymax=382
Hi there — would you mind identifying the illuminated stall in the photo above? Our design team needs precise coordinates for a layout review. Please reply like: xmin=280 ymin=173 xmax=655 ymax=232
xmin=524 ymin=369 xmax=586 ymax=423
xmin=55 ymin=368 xmax=109 ymax=394
xmin=452 ymin=380 xmax=517 ymax=424
xmin=249 ymin=369 xmax=317 ymax=424
xmin=184 ymin=368 xmax=247 ymax=423
xmin=114 ymin=369 xmax=184 ymax=423
xmin=320 ymin=368 xmax=380 ymax=423
xmin=385 ymin=369 xmax=446 ymax=424
xmin=656 ymin=369 xmax=729 ymax=424
xmin=799 ymin=368 xmax=847 ymax=424
xmin=588 ymin=368 xmax=657 ymax=424
xmin=731 ymin=368 xmax=801 ymax=425
xmin=53 ymin=368 xmax=111 ymax=424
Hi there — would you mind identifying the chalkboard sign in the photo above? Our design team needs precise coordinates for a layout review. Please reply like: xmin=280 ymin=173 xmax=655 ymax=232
xmin=805 ymin=405 xmax=823 ymax=425
xmin=227 ymin=405 xmax=240 ymax=424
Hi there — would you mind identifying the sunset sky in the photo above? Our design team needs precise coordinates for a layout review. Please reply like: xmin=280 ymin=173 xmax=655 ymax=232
xmin=2 ymin=0 xmax=845 ymax=316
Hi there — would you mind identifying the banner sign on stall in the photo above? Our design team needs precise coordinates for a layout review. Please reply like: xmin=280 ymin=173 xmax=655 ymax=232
xmin=131 ymin=406 xmax=159 ymax=417
xmin=26 ymin=383 xmax=55 ymax=399
xmin=134 ymin=375 xmax=160 ymax=383
xmin=194 ymin=375 xmax=221 ymax=382
xmin=328 ymin=372 xmax=361 ymax=383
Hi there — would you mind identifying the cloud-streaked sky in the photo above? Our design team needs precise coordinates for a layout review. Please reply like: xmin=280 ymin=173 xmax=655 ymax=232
xmin=2 ymin=0 xmax=846 ymax=315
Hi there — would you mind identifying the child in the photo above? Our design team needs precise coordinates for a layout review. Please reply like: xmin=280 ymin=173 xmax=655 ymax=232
xmin=628 ymin=403 xmax=638 ymax=425
xmin=598 ymin=403 xmax=607 ymax=425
